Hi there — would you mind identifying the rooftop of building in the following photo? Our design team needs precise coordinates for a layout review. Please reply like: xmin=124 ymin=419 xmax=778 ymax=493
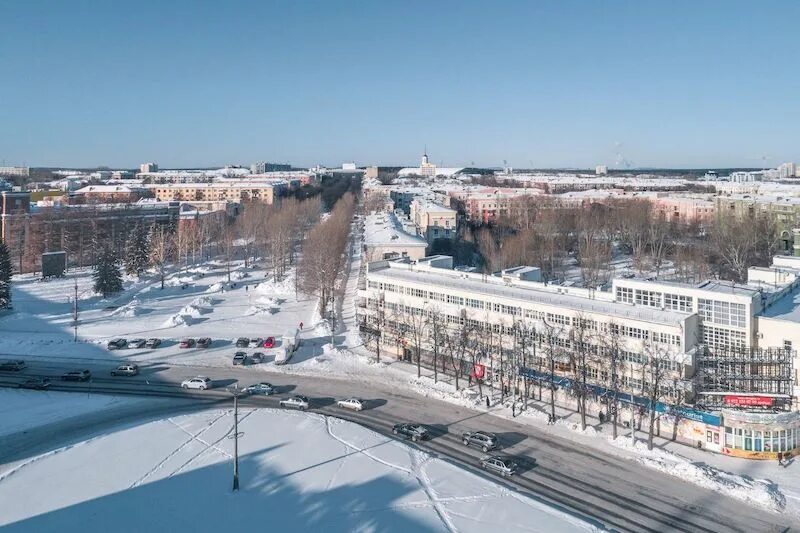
xmin=760 ymin=284 xmax=800 ymax=322
xmin=363 ymin=212 xmax=428 ymax=248
xmin=368 ymin=259 xmax=690 ymax=326
xmin=73 ymin=185 xmax=148 ymax=194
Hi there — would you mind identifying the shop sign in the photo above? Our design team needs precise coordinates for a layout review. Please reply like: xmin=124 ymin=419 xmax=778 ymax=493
xmin=471 ymin=364 xmax=485 ymax=379
xmin=724 ymin=395 xmax=774 ymax=407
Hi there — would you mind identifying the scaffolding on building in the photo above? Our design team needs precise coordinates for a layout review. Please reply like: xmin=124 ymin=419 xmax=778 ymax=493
xmin=697 ymin=345 xmax=794 ymax=411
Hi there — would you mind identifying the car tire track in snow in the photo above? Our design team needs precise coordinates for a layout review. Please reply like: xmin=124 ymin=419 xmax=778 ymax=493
xmin=412 ymin=451 xmax=459 ymax=533
xmin=128 ymin=410 xmax=229 ymax=489
xmin=0 ymin=437 xmax=97 ymax=484
xmin=324 ymin=416 xmax=413 ymax=475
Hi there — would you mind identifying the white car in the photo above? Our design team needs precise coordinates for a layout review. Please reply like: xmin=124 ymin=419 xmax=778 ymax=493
xmin=279 ymin=395 xmax=310 ymax=411
xmin=336 ymin=398 xmax=364 ymax=411
xmin=181 ymin=376 xmax=212 ymax=390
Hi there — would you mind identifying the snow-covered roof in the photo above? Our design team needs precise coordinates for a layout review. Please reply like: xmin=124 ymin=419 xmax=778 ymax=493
xmin=398 ymin=167 xmax=464 ymax=177
xmin=363 ymin=213 xmax=427 ymax=248
xmin=73 ymin=185 xmax=146 ymax=194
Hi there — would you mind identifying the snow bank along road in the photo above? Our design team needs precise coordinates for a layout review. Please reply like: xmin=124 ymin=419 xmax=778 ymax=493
xmin=1 ymin=360 xmax=794 ymax=533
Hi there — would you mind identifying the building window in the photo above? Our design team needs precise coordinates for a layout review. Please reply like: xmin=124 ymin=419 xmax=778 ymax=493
xmin=635 ymin=289 xmax=662 ymax=308
xmin=616 ymin=286 xmax=634 ymax=304
xmin=664 ymin=293 xmax=693 ymax=312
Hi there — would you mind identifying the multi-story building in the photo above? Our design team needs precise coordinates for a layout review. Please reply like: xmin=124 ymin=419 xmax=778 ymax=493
xmin=362 ymin=212 xmax=428 ymax=262
xmin=251 ymin=161 xmax=291 ymax=173
xmin=714 ymin=194 xmax=800 ymax=231
xmin=595 ymin=165 xmax=608 ymax=176
xmin=409 ymin=199 xmax=457 ymax=242
xmin=779 ymin=162 xmax=798 ymax=179
xmin=358 ymin=254 xmax=800 ymax=459
xmin=140 ymin=162 xmax=158 ymax=173
xmin=144 ymin=180 xmax=285 ymax=204
xmin=0 ymin=166 xmax=30 ymax=178
xmin=652 ymin=196 xmax=715 ymax=222
xmin=71 ymin=184 xmax=152 ymax=204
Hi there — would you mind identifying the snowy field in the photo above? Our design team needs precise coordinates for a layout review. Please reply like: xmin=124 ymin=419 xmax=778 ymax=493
xmin=0 ymin=261 xmax=318 ymax=367
xmin=0 ymin=408 xmax=594 ymax=533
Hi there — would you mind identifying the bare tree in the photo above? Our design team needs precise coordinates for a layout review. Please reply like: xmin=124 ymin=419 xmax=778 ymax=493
xmin=641 ymin=339 xmax=677 ymax=450
xmin=569 ymin=314 xmax=594 ymax=431
xmin=601 ymin=321 xmax=625 ymax=440
xmin=148 ymin=224 xmax=173 ymax=290
xmin=425 ymin=306 xmax=448 ymax=384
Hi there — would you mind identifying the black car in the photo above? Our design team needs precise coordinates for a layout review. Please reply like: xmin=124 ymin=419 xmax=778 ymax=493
xmin=250 ymin=352 xmax=264 ymax=364
xmin=232 ymin=352 xmax=247 ymax=366
xmin=197 ymin=337 xmax=212 ymax=348
xmin=0 ymin=360 xmax=26 ymax=371
xmin=235 ymin=337 xmax=249 ymax=348
xmin=19 ymin=377 xmax=50 ymax=390
xmin=392 ymin=423 xmax=430 ymax=442
xmin=62 ymin=369 xmax=92 ymax=382
xmin=107 ymin=338 xmax=127 ymax=350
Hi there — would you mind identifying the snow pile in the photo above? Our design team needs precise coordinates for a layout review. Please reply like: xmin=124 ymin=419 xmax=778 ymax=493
xmin=244 ymin=304 xmax=279 ymax=316
xmin=230 ymin=270 xmax=249 ymax=281
xmin=190 ymin=295 xmax=213 ymax=308
xmin=205 ymin=282 xmax=225 ymax=293
xmin=254 ymin=273 xmax=296 ymax=298
xmin=111 ymin=299 xmax=144 ymax=318
xmin=408 ymin=375 xmax=482 ymax=409
xmin=556 ymin=418 xmax=599 ymax=437
xmin=611 ymin=437 xmax=786 ymax=513
xmin=161 ymin=302 xmax=206 ymax=327
xmin=162 ymin=314 xmax=191 ymax=327
xmin=0 ymin=408 xmax=594 ymax=532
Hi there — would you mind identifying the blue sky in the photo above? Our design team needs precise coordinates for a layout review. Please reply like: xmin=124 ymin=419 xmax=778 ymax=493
xmin=1 ymin=0 xmax=798 ymax=169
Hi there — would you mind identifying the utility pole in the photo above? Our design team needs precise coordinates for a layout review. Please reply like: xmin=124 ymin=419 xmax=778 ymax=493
xmin=73 ymin=279 xmax=78 ymax=342
xmin=228 ymin=384 xmax=246 ymax=492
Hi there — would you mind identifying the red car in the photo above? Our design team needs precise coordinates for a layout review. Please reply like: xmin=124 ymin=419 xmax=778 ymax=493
xmin=263 ymin=336 xmax=275 ymax=348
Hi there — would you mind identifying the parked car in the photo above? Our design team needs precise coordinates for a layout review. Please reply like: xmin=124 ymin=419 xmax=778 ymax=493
xmin=179 ymin=338 xmax=196 ymax=348
xmin=250 ymin=352 xmax=264 ymax=364
xmin=107 ymin=338 xmax=127 ymax=350
xmin=181 ymin=376 xmax=212 ymax=390
xmin=62 ymin=369 xmax=92 ymax=382
xmin=279 ymin=395 xmax=310 ymax=410
xmin=479 ymin=455 xmax=517 ymax=477
xmin=392 ymin=423 xmax=429 ymax=442
xmin=263 ymin=336 xmax=275 ymax=348
xmin=0 ymin=360 xmax=26 ymax=371
xmin=145 ymin=338 xmax=162 ymax=348
xmin=336 ymin=398 xmax=364 ymax=411
xmin=19 ymin=377 xmax=50 ymax=390
xmin=249 ymin=338 xmax=264 ymax=348
xmin=462 ymin=431 xmax=498 ymax=452
xmin=232 ymin=352 xmax=247 ymax=366
xmin=197 ymin=337 xmax=212 ymax=348
xmin=235 ymin=337 xmax=249 ymax=348
xmin=128 ymin=338 xmax=147 ymax=349
xmin=111 ymin=364 xmax=139 ymax=377
xmin=244 ymin=382 xmax=275 ymax=396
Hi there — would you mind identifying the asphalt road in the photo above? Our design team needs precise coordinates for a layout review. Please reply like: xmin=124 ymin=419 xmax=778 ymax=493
xmin=1 ymin=359 xmax=795 ymax=533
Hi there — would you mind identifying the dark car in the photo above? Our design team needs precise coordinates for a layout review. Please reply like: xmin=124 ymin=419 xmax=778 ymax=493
xmin=145 ymin=338 xmax=162 ymax=348
xmin=480 ymin=455 xmax=517 ymax=477
xmin=107 ymin=338 xmax=127 ymax=350
xmin=392 ymin=423 xmax=430 ymax=442
xmin=197 ymin=337 xmax=212 ymax=348
xmin=62 ymin=369 xmax=92 ymax=382
xmin=179 ymin=338 xmax=196 ymax=348
xmin=0 ymin=360 xmax=26 ymax=371
xmin=235 ymin=337 xmax=249 ymax=348
xmin=232 ymin=352 xmax=247 ymax=366
xmin=127 ymin=338 xmax=146 ymax=349
xmin=462 ymin=431 xmax=498 ymax=452
xmin=250 ymin=352 xmax=264 ymax=364
xmin=19 ymin=377 xmax=50 ymax=390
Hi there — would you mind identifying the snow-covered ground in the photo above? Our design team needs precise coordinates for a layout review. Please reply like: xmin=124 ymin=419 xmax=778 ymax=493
xmin=0 ymin=408 xmax=594 ymax=532
xmin=0 ymin=388 xmax=144 ymax=438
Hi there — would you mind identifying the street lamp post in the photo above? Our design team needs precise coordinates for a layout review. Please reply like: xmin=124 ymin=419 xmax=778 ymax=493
xmin=228 ymin=384 xmax=246 ymax=491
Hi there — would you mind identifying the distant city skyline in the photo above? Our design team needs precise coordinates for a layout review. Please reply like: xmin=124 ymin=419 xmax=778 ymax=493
xmin=1 ymin=1 xmax=799 ymax=169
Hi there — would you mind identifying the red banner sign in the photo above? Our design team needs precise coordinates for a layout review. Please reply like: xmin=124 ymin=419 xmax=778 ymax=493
xmin=724 ymin=395 xmax=774 ymax=407
xmin=471 ymin=364 xmax=485 ymax=380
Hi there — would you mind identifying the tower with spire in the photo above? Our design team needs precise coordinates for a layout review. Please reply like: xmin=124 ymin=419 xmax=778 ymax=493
xmin=420 ymin=146 xmax=436 ymax=176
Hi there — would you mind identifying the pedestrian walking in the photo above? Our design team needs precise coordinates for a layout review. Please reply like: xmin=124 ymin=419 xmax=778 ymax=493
xmin=778 ymin=452 xmax=783 ymax=466
xmin=512 ymin=404 xmax=516 ymax=417
xmin=598 ymin=411 xmax=605 ymax=424
xmin=245 ymin=285 xmax=248 ymax=292
xmin=485 ymin=396 xmax=490 ymax=408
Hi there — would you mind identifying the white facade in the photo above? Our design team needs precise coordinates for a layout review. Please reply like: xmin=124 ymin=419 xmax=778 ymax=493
xmin=595 ymin=165 xmax=608 ymax=176
xmin=140 ymin=162 xmax=158 ymax=173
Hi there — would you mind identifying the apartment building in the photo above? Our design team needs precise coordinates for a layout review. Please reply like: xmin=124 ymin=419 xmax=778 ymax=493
xmin=144 ymin=180 xmax=285 ymax=204
xmin=362 ymin=212 xmax=428 ymax=262
xmin=409 ymin=199 xmax=457 ymax=242
xmin=359 ymin=255 xmax=800 ymax=459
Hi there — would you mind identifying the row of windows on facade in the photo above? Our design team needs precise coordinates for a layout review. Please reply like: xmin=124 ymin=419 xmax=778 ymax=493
xmin=615 ymin=287 xmax=748 ymax=328
xmin=367 ymin=292 xmax=682 ymax=347
xmin=725 ymin=427 xmax=798 ymax=453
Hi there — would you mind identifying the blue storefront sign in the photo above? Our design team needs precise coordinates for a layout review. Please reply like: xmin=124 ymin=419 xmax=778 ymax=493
xmin=518 ymin=366 xmax=721 ymax=427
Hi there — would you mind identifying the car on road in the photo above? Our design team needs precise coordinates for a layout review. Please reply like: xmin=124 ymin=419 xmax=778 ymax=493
xmin=462 ymin=431 xmax=498 ymax=452
xmin=181 ymin=376 xmax=212 ymax=390
xmin=19 ymin=377 xmax=50 ymax=390
xmin=279 ymin=395 xmax=310 ymax=410
xmin=336 ymin=398 xmax=364 ymax=411
xmin=107 ymin=338 xmax=127 ymax=350
xmin=479 ymin=455 xmax=517 ymax=477
xmin=62 ymin=369 xmax=92 ymax=382
xmin=232 ymin=352 xmax=247 ymax=366
xmin=250 ymin=352 xmax=264 ymax=364
xmin=392 ymin=423 xmax=429 ymax=442
xmin=0 ymin=360 xmax=26 ymax=371
xmin=263 ymin=336 xmax=275 ymax=348
xmin=197 ymin=337 xmax=212 ymax=348
xmin=145 ymin=338 xmax=162 ymax=348
xmin=111 ymin=364 xmax=139 ymax=377
xmin=235 ymin=337 xmax=249 ymax=348
xmin=249 ymin=338 xmax=264 ymax=348
xmin=179 ymin=338 xmax=196 ymax=348
xmin=244 ymin=382 xmax=275 ymax=396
